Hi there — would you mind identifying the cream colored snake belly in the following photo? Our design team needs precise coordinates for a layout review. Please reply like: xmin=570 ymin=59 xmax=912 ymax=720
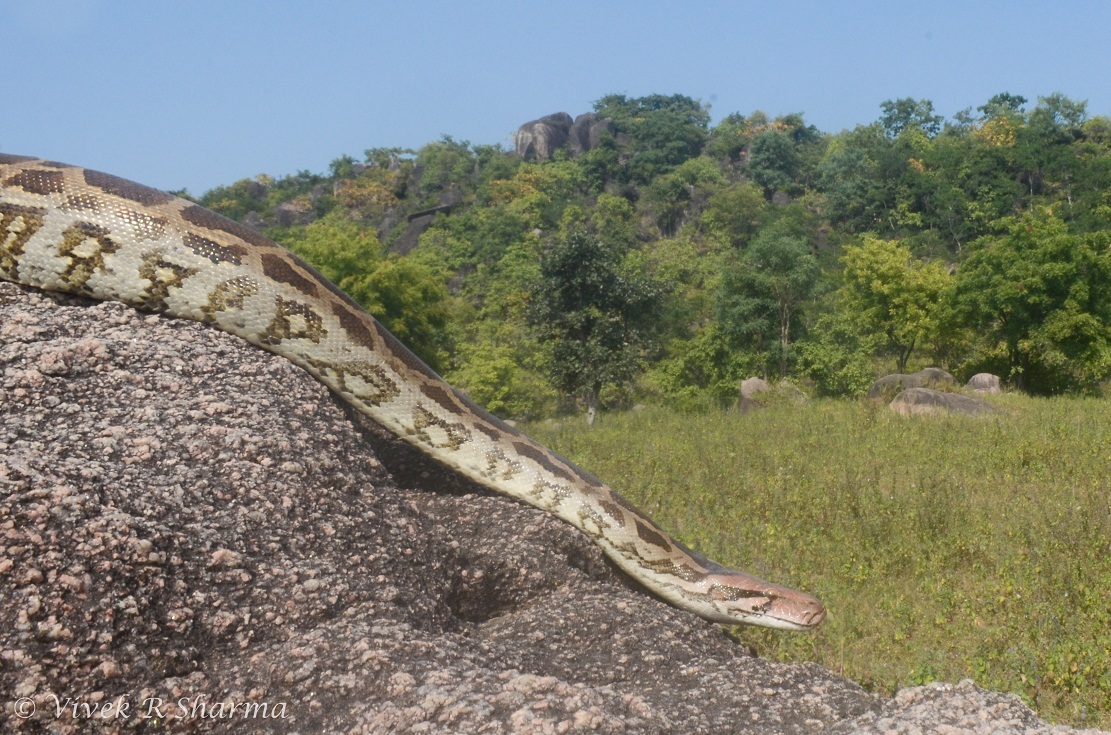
xmin=0 ymin=154 xmax=824 ymax=630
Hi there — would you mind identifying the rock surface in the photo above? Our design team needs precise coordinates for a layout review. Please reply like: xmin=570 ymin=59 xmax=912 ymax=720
xmin=515 ymin=112 xmax=616 ymax=161
xmin=0 ymin=282 xmax=1103 ymax=734
xmin=867 ymin=368 xmax=956 ymax=401
xmin=737 ymin=376 xmax=772 ymax=412
xmin=966 ymin=372 xmax=1003 ymax=394
xmin=568 ymin=113 xmax=617 ymax=157
xmin=889 ymin=387 xmax=998 ymax=417
xmin=515 ymin=112 xmax=574 ymax=162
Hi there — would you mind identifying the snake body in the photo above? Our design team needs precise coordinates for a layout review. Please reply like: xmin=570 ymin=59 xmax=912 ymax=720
xmin=0 ymin=153 xmax=824 ymax=630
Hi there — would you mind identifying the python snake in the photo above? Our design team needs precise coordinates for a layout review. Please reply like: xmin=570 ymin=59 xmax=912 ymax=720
xmin=0 ymin=153 xmax=825 ymax=630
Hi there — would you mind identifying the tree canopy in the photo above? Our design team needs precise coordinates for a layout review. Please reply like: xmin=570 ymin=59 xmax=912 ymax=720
xmin=528 ymin=227 xmax=663 ymax=422
xmin=838 ymin=236 xmax=950 ymax=373
xmin=952 ymin=215 xmax=1111 ymax=393
xmin=194 ymin=90 xmax=1111 ymax=412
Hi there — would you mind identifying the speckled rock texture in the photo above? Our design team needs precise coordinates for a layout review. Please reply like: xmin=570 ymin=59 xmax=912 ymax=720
xmin=1 ymin=281 xmax=1105 ymax=735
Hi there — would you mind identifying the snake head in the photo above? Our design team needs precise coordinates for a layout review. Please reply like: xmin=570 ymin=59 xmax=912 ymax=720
xmin=703 ymin=572 xmax=826 ymax=630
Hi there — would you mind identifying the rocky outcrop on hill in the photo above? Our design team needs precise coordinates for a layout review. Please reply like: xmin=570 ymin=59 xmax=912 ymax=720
xmin=1 ymin=281 xmax=1101 ymax=734
xmin=516 ymin=112 xmax=617 ymax=161
xmin=568 ymin=113 xmax=617 ymax=157
xmin=515 ymin=112 xmax=573 ymax=162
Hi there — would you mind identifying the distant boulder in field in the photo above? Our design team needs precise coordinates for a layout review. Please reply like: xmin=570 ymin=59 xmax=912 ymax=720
xmin=965 ymin=373 xmax=1002 ymax=394
xmin=515 ymin=112 xmax=573 ymax=161
xmin=737 ymin=376 xmax=771 ymax=412
xmin=867 ymin=368 xmax=955 ymax=401
xmin=737 ymin=378 xmax=807 ymax=412
xmin=775 ymin=379 xmax=809 ymax=404
xmin=889 ymin=388 xmax=997 ymax=417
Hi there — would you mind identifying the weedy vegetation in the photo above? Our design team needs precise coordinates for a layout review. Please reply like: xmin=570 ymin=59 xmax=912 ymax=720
xmin=527 ymin=397 xmax=1111 ymax=728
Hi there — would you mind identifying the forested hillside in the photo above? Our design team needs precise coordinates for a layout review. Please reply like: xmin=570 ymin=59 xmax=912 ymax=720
xmin=188 ymin=92 xmax=1111 ymax=418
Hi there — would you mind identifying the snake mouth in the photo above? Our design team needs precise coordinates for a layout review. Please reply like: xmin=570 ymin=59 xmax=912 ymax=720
xmin=764 ymin=600 xmax=826 ymax=630
xmin=764 ymin=586 xmax=827 ymax=630
xmin=754 ymin=585 xmax=826 ymax=630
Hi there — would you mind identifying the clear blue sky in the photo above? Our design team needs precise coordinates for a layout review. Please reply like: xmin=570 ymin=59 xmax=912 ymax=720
xmin=5 ymin=0 xmax=1110 ymax=195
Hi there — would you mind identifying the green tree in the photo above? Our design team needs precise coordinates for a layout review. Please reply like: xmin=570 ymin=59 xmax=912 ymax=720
xmin=577 ymin=133 xmax=622 ymax=191
xmin=951 ymin=215 xmax=1111 ymax=393
xmin=364 ymin=146 xmax=414 ymax=168
xmin=429 ymin=162 xmax=552 ymax=272
xmin=484 ymin=160 xmax=585 ymax=231
xmin=817 ymin=125 xmax=894 ymax=231
xmin=705 ymin=113 xmax=752 ymax=161
xmin=446 ymin=339 xmax=556 ymax=421
xmin=357 ymin=258 xmax=452 ymax=372
xmin=796 ymin=313 xmax=879 ymax=397
xmin=329 ymin=154 xmax=359 ymax=179
xmin=1014 ymin=94 xmax=1088 ymax=203
xmin=649 ymin=323 xmax=764 ymax=408
xmin=198 ymin=176 xmax=271 ymax=220
xmin=529 ymin=229 xmax=663 ymax=423
xmin=910 ymin=130 xmax=978 ymax=253
xmin=747 ymin=130 xmax=797 ymax=195
xmin=643 ymin=156 xmax=725 ymax=236
xmin=838 ymin=235 xmax=950 ymax=373
xmin=1032 ymin=92 xmax=1087 ymax=129
xmin=977 ymin=92 xmax=1027 ymax=119
xmin=593 ymin=93 xmax=710 ymax=183
xmin=700 ymin=182 xmax=767 ymax=248
xmin=473 ymin=143 xmax=521 ymax=186
xmin=415 ymin=135 xmax=475 ymax=195
xmin=592 ymin=193 xmax=638 ymax=252
xmin=277 ymin=213 xmax=383 ymax=287
xmin=880 ymin=98 xmax=944 ymax=139
xmin=705 ymin=111 xmax=823 ymax=193
xmin=644 ymin=233 xmax=724 ymax=345
xmin=716 ymin=223 xmax=820 ymax=377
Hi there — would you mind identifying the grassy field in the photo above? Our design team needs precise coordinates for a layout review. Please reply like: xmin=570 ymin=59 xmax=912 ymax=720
xmin=524 ymin=396 xmax=1111 ymax=728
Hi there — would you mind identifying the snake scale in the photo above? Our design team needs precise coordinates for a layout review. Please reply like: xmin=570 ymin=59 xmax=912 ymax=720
xmin=0 ymin=153 xmax=824 ymax=630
